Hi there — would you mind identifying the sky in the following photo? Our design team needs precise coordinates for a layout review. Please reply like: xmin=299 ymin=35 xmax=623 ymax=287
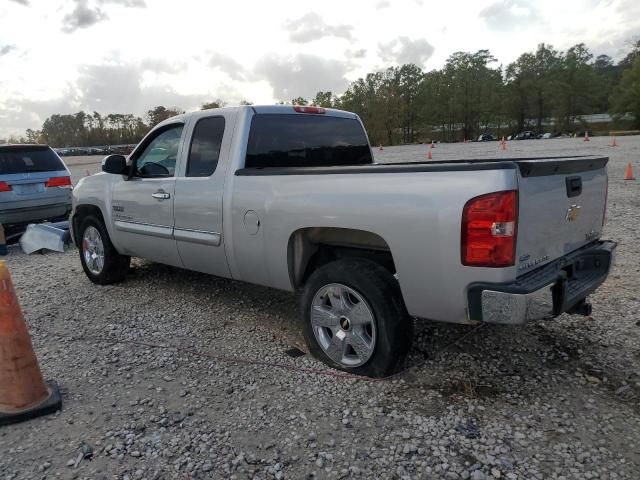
xmin=0 ymin=0 xmax=638 ymax=138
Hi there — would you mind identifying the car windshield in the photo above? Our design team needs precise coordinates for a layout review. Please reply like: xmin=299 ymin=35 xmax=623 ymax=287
xmin=0 ymin=147 xmax=65 ymax=174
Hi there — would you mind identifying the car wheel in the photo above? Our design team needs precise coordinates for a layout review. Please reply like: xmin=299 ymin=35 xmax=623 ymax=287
xmin=300 ymin=258 xmax=413 ymax=377
xmin=79 ymin=215 xmax=130 ymax=285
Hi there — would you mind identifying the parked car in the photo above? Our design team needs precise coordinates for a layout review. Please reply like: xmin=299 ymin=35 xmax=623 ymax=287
xmin=0 ymin=144 xmax=73 ymax=226
xmin=70 ymin=105 xmax=616 ymax=377
xmin=477 ymin=133 xmax=497 ymax=142
xmin=515 ymin=131 xmax=536 ymax=140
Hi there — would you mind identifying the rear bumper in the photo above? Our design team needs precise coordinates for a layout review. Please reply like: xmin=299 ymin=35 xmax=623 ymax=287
xmin=0 ymin=203 xmax=72 ymax=226
xmin=467 ymin=240 xmax=616 ymax=324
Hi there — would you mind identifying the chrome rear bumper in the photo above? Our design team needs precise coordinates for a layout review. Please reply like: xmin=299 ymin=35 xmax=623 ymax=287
xmin=467 ymin=240 xmax=616 ymax=325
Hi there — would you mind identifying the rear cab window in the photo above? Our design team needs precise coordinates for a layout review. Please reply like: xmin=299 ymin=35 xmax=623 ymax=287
xmin=245 ymin=114 xmax=373 ymax=168
xmin=187 ymin=116 xmax=225 ymax=177
xmin=0 ymin=146 xmax=66 ymax=174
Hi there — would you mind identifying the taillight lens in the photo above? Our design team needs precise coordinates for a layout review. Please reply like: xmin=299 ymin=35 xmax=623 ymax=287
xmin=0 ymin=181 xmax=12 ymax=192
xmin=293 ymin=105 xmax=326 ymax=114
xmin=461 ymin=190 xmax=518 ymax=267
xmin=45 ymin=176 xmax=72 ymax=188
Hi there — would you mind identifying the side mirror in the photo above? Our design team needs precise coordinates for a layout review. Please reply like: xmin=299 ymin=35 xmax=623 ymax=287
xmin=102 ymin=154 xmax=128 ymax=175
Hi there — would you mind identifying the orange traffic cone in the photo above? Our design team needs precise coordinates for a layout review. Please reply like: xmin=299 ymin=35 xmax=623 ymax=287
xmin=584 ymin=131 xmax=590 ymax=142
xmin=624 ymin=162 xmax=635 ymax=180
xmin=0 ymin=262 xmax=61 ymax=426
xmin=501 ymin=139 xmax=507 ymax=151
xmin=379 ymin=144 xmax=383 ymax=151
xmin=427 ymin=150 xmax=432 ymax=160
xmin=610 ymin=137 xmax=617 ymax=147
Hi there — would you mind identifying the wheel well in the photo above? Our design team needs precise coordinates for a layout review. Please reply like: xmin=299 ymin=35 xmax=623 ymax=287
xmin=288 ymin=227 xmax=396 ymax=289
xmin=72 ymin=205 xmax=105 ymax=245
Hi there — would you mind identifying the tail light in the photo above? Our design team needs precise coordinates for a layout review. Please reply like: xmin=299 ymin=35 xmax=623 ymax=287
xmin=0 ymin=181 xmax=12 ymax=192
xmin=461 ymin=190 xmax=518 ymax=267
xmin=45 ymin=176 xmax=72 ymax=188
xmin=293 ymin=105 xmax=326 ymax=114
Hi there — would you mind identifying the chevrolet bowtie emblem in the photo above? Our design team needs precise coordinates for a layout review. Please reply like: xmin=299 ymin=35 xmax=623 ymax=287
xmin=566 ymin=204 xmax=581 ymax=222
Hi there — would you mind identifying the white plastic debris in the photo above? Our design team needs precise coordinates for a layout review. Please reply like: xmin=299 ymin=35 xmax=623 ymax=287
xmin=19 ymin=222 xmax=70 ymax=254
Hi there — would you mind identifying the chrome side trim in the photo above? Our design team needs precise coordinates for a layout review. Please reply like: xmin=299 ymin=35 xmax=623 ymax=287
xmin=173 ymin=228 xmax=221 ymax=246
xmin=114 ymin=220 xmax=174 ymax=239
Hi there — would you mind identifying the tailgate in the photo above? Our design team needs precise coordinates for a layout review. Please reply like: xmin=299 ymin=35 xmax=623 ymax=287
xmin=515 ymin=156 xmax=608 ymax=276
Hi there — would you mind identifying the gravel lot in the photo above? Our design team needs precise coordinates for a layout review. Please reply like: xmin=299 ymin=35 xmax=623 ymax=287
xmin=1 ymin=136 xmax=639 ymax=479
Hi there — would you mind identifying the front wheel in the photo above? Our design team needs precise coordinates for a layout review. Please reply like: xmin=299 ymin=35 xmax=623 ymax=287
xmin=78 ymin=216 xmax=130 ymax=285
xmin=300 ymin=258 xmax=413 ymax=377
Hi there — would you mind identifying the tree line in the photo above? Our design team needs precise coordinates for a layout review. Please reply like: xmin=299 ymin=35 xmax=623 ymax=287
xmin=4 ymin=41 xmax=639 ymax=147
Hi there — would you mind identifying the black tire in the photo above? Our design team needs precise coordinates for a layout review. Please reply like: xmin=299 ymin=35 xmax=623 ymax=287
xmin=300 ymin=258 xmax=413 ymax=377
xmin=78 ymin=215 xmax=130 ymax=285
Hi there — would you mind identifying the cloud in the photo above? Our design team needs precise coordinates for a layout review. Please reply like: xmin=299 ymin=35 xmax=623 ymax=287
xmin=0 ymin=45 xmax=17 ymax=56
xmin=61 ymin=0 xmax=146 ymax=33
xmin=76 ymin=63 xmax=204 ymax=113
xmin=140 ymin=58 xmax=183 ymax=74
xmin=254 ymin=53 xmax=350 ymax=100
xmin=284 ymin=12 xmax=353 ymax=43
xmin=375 ymin=1 xmax=390 ymax=9
xmin=8 ymin=0 xmax=29 ymax=5
xmin=209 ymin=53 xmax=246 ymax=81
xmin=480 ymin=0 xmax=540 ymax=32
xmin=347 ymin=48 xmax=367 ymax=59
xmin=62 ymin=1 xmax=107 ymax=33
xmin=378 ymin=36 xmax=434 ymax=66
xmin=106 ymin=0 xmax=145 ymax=5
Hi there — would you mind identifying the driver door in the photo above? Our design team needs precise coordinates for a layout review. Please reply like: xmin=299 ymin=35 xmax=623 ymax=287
xmin=110 ymin=122 xmax=185 ymax=266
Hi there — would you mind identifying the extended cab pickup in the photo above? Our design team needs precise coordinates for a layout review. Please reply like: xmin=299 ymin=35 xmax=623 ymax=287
xmin=70 ymin=105 xmax=616 ymax=377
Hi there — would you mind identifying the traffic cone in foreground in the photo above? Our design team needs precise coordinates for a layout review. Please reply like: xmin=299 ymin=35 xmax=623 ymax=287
xmin=584 ymin=131 xmax=590 ymax=142
xmin=501 ymin=139 xmax=507 ymax=151
xmin=610 ymin=137 xmax=618 ymax=147
xmin=0 ymin=261 xmax=61 ymax=426
xmin=427 ymin=150 xmax=432 ymax=160
xmin=624 ymin=162 xmax=635 ymax=180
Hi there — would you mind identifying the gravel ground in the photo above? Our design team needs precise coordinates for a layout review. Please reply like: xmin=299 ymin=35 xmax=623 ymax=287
xmin=1 ymin=136 xmax=639 ymax=479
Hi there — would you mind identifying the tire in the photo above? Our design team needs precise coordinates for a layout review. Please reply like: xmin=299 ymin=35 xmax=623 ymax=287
xmin=78 ymin=215 xmax=130 ymax=285
xmin=300 ymin=258 xmax=413 ymax=377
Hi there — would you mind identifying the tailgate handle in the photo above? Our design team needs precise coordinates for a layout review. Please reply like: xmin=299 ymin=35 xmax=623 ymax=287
xmin=566 ymin=176 xmax=582 ymax=198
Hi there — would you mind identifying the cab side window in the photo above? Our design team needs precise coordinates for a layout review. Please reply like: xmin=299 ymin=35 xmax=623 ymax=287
xmin=187 ymin=117 xmax=225 ymax=177
xmin=134 ymin=124 xmax=184 ymax=177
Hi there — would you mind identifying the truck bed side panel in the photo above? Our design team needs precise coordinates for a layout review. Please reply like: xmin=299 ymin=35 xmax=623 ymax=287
xmin=229 ymin=169 xmax=518 ymax=324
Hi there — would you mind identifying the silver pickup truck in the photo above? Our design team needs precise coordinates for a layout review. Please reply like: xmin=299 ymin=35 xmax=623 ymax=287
xmin=70 ymin=105 xmax=616 ymax=377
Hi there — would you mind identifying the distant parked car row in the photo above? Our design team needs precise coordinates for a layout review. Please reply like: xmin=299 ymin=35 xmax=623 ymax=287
xmin=506 ymin=131 xmax=574 ymax=141
xmin=475 ymin=131 xmax=559 ymax=142
xmin=55 ymin=145 xmax=136 ymax=157
xmin=470 ymin=131 xmax=582 ymax=142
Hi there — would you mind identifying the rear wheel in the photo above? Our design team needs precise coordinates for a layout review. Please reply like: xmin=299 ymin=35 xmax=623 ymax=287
xmin=78 ymin=216 xmax=130 ymax=285
xmin=300 ymin=258 xmax=413 ymax=377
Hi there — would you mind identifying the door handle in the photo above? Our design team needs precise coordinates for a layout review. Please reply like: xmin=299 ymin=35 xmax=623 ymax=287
xmin=152 ymin=191 xmax=170 ymax=200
